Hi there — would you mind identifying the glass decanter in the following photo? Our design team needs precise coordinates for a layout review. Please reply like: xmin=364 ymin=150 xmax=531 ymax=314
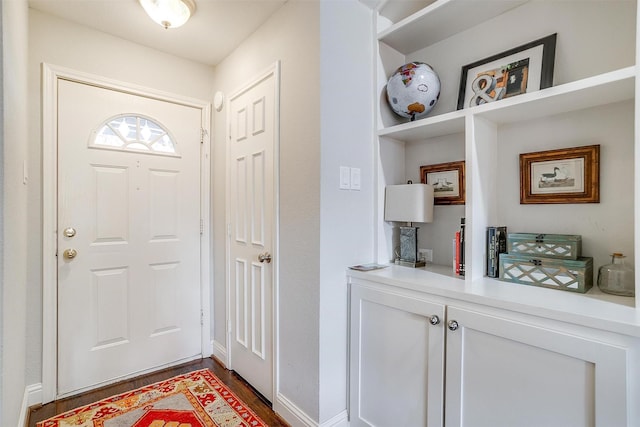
xmin=597 ymin=253 xmax=635 ymax=297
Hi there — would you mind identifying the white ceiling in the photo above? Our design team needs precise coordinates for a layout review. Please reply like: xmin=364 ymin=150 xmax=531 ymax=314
xmin=28 ymin=0 xmax=288 ymax=66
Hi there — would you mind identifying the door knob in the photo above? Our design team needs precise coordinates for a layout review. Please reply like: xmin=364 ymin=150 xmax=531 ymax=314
xmin=429 ymin=315 xmax=440 ymax=325
xmin=63 ymin=227 xmax=77 ymax=238
xmin=258 ymin=252 xmax=272 ymax=263
xmin=447 ymin=320 xmax=459 ymax=331
xmin=63 ymin=248 xmax=78 ymax=259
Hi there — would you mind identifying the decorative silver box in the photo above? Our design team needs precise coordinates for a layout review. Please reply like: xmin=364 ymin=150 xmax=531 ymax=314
xmin=499 ymin=254 xmax=593 ymax=293
xmin=507 ymin=233 xmax=582 ymax=260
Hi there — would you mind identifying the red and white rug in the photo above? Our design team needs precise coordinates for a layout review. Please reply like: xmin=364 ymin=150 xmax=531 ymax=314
xmin=37 ymin=369 xmax=268 ymax=427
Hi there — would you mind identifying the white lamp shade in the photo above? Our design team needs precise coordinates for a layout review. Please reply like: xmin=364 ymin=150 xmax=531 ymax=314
xmin=384 ymin=183 xmax=434 ymax=223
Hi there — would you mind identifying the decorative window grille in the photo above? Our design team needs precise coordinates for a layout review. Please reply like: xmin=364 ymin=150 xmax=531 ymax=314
xmin=91 ymin=115 xmax=179 ymax=156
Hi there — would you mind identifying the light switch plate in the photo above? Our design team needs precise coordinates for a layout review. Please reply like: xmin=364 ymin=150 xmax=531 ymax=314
xmin=340 ymin=166 xmax=350 ymax=190
xmin=350 ymin=168 xmax=361 ymax=190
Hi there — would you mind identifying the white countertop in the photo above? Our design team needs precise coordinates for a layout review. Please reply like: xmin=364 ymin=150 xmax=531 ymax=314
xmin=348 ymin=264 xmax=640 ymax=338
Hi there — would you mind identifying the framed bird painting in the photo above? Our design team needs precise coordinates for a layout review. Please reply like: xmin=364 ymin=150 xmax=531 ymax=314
xmin=519 ymin=145 xmax=600 ymax=204
xmin=420 ymin=160 xmax=465 ymax=205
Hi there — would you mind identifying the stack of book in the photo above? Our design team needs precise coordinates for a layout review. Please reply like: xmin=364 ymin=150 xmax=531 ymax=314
xmin=486 ymin=226 xmax=507 ymax=278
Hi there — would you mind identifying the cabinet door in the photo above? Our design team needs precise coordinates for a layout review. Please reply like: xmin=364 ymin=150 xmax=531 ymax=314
xmin=349 ymin=282 xmax=445 ymax=427
xmin=445 ymin=306 xmax=629 ymax=427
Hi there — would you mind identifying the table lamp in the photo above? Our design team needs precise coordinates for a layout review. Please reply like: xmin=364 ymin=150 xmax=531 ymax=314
xmin=384 ymin=182 xmax=434 ymax=267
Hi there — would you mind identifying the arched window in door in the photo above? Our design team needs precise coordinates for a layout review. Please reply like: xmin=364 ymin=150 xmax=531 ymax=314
xmin=91 ymin=114 xmax=179 ymax=156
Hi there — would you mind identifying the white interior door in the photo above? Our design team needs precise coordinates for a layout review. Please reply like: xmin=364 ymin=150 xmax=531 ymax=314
xmin=57 ymin=79 xmax=203 ymax=396
xmin=228 ymin=66 xmax=278 ymax=400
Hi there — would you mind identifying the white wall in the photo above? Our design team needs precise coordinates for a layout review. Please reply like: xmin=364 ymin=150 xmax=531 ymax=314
xmin=27 ymin=8 xmax=214 ymax=386
xmin=211 ymin=1 xmax=374 ymax=424
xmin=404 ymin=133 xmax=465 ymax=266
xmin=24 ymin=3 xmax=375 ymax=426
xmin=319 ymin=1 xmax=373 ymax=424
xmin=2 ymin=0 xmax=29 ymax=425
xmin=496 ymin=101 xmax=635 ymax=272
xmin=210 ymin=1 xmax=322 ymax=422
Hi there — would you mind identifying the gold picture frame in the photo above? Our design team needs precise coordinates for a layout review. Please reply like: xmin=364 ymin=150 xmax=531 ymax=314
xmin=420 ymin=161 xmax=465 ymax=205
xmin=520 ymin=145 xmax=600 ymax=204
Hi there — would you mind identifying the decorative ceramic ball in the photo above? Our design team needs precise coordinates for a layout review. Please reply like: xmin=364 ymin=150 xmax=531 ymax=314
xmin=386 ymin=62 xmax=441 ymax=121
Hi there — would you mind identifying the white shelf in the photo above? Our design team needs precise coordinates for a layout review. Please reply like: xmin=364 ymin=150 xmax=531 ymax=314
xmin=422 ymin=262 xmax=464 ymax=279
xmin=376 ymin=0 xmax=436 ymax=27
xmin=475 ymin=66 xmax=635 ymax=125
xmin=378 ymin=109 xmax=465 ymax=141
xmin=379 ymin=0 xmax=528 ymax=54
xmin=378 ymin=67 xmax=635 ymax=142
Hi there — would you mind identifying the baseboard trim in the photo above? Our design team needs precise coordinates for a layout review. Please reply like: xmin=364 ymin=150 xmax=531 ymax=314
xmin=320 ymin=410 xmax=349 ymax=427
xmin=20 ymin=383 xmax=43 ymax=427
xmin=274 ymin=392 xmax=317 ymax=427
xmin=212 ymin=339 xmax=227 ymax=365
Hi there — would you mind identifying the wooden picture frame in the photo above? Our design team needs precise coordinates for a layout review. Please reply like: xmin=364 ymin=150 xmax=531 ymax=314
xmin=520 ymin=145 xmax=600 ymax=204
xmin=457 ymin=34 xmax=557 ymax=110
xmin=420 ymin=161 xmax=465 ymax=205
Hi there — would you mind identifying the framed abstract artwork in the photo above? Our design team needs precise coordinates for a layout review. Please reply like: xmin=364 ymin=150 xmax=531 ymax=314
xmin=457 ymin=34 xmax=557 ymax=110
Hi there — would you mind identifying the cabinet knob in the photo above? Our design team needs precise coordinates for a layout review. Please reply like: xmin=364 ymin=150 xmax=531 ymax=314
xmin=429 ymin=315 xmax=440 ymax=325
xmin=447 ymin=320 xmax=459 ymax=331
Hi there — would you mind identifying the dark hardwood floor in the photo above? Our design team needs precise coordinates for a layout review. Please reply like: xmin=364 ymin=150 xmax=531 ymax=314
xmin=28 ymin=357 xmax=290 ymax=427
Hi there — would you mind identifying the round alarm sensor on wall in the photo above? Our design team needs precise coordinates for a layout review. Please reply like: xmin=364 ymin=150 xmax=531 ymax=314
xmin=214 ymin=91 xmax=224 ymax=112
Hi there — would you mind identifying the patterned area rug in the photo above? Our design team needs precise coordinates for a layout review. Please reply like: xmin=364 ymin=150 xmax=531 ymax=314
xmin=37 ymin=369 xmax=267 ymax=427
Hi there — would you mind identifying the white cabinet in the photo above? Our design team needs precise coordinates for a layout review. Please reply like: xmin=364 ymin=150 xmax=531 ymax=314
xmin=349 ymin=281 xmax=445 ymax=426
xmin=348 ymin=275 xmax=640 ymax=427
xmin=445 ymin=306 xmax=630 ymax=427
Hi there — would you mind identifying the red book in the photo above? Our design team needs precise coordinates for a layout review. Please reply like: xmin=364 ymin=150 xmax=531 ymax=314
xmin=455 ymin=231 xmax=461 ymax=275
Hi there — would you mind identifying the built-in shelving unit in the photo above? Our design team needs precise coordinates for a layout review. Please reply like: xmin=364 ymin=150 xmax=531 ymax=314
xmin=373 ymin=0 xmax=638 ymax=311
xmin=378 ymin=0 xmax=528 ymax=53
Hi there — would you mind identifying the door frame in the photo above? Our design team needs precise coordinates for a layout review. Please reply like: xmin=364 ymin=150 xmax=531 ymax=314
xmin=41 ymin=63 xmax=212 ymax=403
xmin=225 ymin=61 xmax=281 ymax=401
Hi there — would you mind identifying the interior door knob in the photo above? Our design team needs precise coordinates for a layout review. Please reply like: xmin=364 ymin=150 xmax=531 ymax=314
xmin=63 ymin=248 xmax=78 ymax=259
xmin=258 ymin=252 xmax=272 ymax=263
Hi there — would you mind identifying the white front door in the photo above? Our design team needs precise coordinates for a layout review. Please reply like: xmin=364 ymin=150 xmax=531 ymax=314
xmin=57 ymin=79 xmax=203 ymax=396
xmin=228 ymin=65 xmax=278 ymax=400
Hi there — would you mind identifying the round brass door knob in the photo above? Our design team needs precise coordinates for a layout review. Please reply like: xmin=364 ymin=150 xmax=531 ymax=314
xmin=63 ymin=248 xmax=78 ymax=259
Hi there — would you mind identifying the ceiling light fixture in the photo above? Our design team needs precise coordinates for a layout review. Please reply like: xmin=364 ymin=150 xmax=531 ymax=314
xmin=139 ymin=0 xmax=196 ymax=29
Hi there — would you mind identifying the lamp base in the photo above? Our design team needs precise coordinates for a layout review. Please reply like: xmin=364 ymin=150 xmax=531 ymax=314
xmin=397 ymin=259 xmax=426 ymax=268
xmin=398 ymin=225 xmax=424 ymax=268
